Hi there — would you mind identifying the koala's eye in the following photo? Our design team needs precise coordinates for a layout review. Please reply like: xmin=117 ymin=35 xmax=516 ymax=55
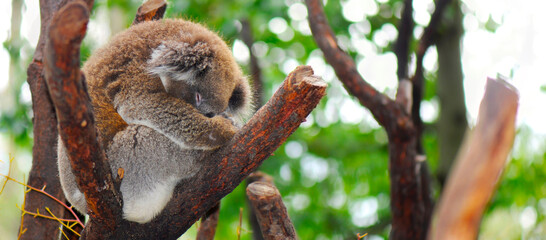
xmin=195 ymin=92 xmax=202 ymax=106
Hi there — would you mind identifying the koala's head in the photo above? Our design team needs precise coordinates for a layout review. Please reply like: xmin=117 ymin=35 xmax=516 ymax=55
xmin=148 ymin=34 xmax=252 ymax=125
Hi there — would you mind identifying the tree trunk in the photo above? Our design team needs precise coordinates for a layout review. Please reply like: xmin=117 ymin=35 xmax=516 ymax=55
xmin=436 ymin=0 xmax=467 ymax=186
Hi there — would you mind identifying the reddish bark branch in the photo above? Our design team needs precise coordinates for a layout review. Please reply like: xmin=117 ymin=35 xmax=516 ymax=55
xmin=428 ymin=78 xmax=518 ymax=240
xmin=43 ymin=1 xmax=122 ymax=232
xmin=247 ymin=182 xmax=297 ymax=240
xmin=132 ymin=0 xmax=167 ymax=25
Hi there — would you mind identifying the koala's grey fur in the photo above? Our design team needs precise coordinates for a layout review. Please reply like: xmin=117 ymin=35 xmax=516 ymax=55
xmin=57 ymin=19 xmax=251 ymax=224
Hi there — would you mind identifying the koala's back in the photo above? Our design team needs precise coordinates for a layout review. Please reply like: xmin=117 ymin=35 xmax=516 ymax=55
xmin=83 ymin=19 xmax=234 ymax=147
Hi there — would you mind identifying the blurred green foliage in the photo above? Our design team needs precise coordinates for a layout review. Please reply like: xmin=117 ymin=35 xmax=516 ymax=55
xmin=1 ymin=0 xmax=545 ymax=239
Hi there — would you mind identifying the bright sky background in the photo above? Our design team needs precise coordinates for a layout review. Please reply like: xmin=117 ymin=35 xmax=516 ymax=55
xmin=1 ymin=0 xmax=545 ymax=172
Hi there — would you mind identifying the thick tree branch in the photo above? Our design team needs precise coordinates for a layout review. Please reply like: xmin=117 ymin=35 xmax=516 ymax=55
xmin=247 ymin=182 xmax=297 ymax=240
xmin=428 ymin=78 xmax=518 ymax=240
xmin=132 ymin=0 xmax=166 ymax=25
xmin=43 ymin=1 xmax=122 ymax=232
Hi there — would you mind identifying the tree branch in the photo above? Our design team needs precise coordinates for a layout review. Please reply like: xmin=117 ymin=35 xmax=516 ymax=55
xmin=247 ymin=182 xmax=297 ymax=240
xmin=394 ymin=0 xmax=414 ymax=80
xmin=43 ymin=1 xmax=122 ymax=232
xmin=410 ymin=0 xmax=453 ymax=154
xmin=132 ymin=0 xmax=166 ymax=25
xmin=428 ymin=78 xmax=518 ymax=240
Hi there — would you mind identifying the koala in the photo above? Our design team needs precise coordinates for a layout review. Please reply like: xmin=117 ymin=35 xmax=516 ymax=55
xmin=57 ymin=19 xmax=252 ymax=224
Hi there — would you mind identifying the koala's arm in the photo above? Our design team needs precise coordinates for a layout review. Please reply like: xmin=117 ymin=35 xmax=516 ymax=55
xmin=115 ymin=91 xmax=237 ymax=149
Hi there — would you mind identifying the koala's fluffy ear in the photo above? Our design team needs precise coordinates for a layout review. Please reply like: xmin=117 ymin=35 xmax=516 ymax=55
xmin=148 ymin=41 xmax=214 ymax=84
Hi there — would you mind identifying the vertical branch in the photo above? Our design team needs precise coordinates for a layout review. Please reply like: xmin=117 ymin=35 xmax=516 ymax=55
xmin=44 ymin=1 xmax=122 ymax=236
xmin=240 ymin=19 xmax=264 ymax=108
xmin=428 ymin=78 xmax=518 ymax=239
xmin=394 ymin=0 xmax=414 ymax=81
xmin=410 ymin=0 xmax=453 ymax=154
xmin=436 ymin=0 xmax=467 ymax=186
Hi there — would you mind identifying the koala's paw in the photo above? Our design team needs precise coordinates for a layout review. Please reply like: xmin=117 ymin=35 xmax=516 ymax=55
xmin=209 ymin=115 xmax=237 ymax=143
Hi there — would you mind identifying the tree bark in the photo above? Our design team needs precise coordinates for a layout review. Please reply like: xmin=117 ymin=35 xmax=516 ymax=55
xmin=428 ymin=78 xmax=518 ymax=240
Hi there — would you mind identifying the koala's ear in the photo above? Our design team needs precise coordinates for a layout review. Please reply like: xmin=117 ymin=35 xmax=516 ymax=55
xmin=148 ymin=41 xmax=214 ymax=84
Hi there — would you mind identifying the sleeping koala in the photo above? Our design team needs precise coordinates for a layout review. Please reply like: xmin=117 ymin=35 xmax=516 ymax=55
xmin=58 ymin=19 xmax=251 ymax=223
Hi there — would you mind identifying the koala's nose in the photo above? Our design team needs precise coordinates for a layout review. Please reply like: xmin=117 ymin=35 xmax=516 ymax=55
xmin=204 ymin=112 xmax=216 ymax=118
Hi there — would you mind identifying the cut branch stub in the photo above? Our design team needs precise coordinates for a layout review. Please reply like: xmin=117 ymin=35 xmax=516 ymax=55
xmin=428 ymin=78 xmax=518 ymax=240
xmin=132 ymin=0 xmax=167 ymax=25
xmin=43 ymin=0 xmax=122 ymax=227
xmin=247 ymin=182 xmax=297 ymax=240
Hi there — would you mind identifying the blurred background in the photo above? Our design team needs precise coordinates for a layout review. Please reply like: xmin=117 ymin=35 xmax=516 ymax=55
xmin=0 ymin=0 xmax=545 ymax=239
